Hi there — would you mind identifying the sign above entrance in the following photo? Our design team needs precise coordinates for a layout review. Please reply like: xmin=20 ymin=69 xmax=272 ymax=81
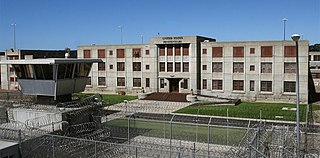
xmin=162 ymin=36 xmax=184 ymax=44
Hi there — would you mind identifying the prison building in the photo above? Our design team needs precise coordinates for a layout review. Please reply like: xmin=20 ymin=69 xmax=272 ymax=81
xmin=78 ymin=36 xmax=310 ymax=103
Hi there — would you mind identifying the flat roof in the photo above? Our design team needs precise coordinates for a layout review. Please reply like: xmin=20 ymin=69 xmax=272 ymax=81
xmin=0 ymin=58 xmax=102 ymax=65
xmin=0 ymin=140 xmax=18 ymax=149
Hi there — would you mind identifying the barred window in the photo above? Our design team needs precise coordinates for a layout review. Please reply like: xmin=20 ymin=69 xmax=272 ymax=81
xmin=233 ymin=62 xmax=244 ymax=73
xmin=202 ymin=79 xmax=207 ymax=89
xmin=261 ymin=81 xmax=272 ymax=92
xmin=284 ymin=81 xmax=296 ymax=93
xmin=250 ymin=80 xmax=255 ymax=91
xmin=212 ymin=80 xmax=223 ymax=90
xmin=233 ymin=80 xmax=244 ymax=91
xmin=261 ymin=63 xmax=272 ymax=73
xmin=160 ymin=62 xmax=165 ymax=72
xmin=117 ymin=62 xmax=125 ymax=71
xmin=167 ymin=62 xmax=173 ymax=72
xmin=212 ymin=62 xmax=223 ymax=72
xmin=133 ymin=62 xmax=141 ymax=71
xmin=133 ymin=78 xmax=141 ymax=87
xmin=183 ymin=62 xmax=189 ymax=72
xmin=284 ymin=63 xmax=296 ymax=73
xmin=175 ymin=62 xmax=181 ymax=72
xmin=98 ymin=62 xmax=105 ymax=71
xmin=117 ymin=77 xmax=125 ymax=86
xmin=98 ymin=77 xmax=106 ymax=86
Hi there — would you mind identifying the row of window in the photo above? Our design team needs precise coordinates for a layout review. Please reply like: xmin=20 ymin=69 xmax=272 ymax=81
xmin=205 ymin=62 xmax=296 ymax=73
xmin=87 ymin=77 xmax=150 ymax=88
xmin=202 ymin=46 xmax=297 ymax=58
xmin=83 ymin=49 xmax=150 ymax=58
xmin=159 ymin=45 xmax=189 ymax=56
xmin=159 ymin=62 xmax=189 ymax=72
xmin=202 ymin=80 xmax=296 ymax=92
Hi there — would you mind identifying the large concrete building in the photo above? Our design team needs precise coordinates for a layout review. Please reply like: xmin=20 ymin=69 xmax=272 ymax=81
xmin=78 ymin=36 xmax=310 ymax=103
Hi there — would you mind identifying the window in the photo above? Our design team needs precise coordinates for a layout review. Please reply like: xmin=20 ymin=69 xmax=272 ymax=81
xmin=132 ymin=49 xmax=141 ymax=58
xmin=98 ymin=49 xmax=105 ymax=58
xmin=175 ymin=46 xmax=181 ymax=56
xmin=212 ymin=80 xmax=223 ymax=90
xmin=117 ymin=62 xmax=125 ymax=71
xmin=98 ymin=77 xmax=106 ymax=86
xmin=250 ymin=80 xmax=255 ymax=91
xmin=109 ymin=65 xmax=113 ymax=69
xmin=146 ymin=78 xmax=150 ymax=87
xmin=284 ymin=63 xmax=296 ymax=73
xmin=212 ymin=47 xmax=223 ymax=57
xmin=309 ymin=55 xmax=311 ymax=61
xmin=261 ymin=81 xmax=272 ymax=92
xmin=233 ymin=62 xmax=244 ymax=73
xmin=175 ymin=62 xmax=181 ymax=72
xmin=133 ymin=62 xmax=141 ymax=71
xmin=167 ymin=62 xmax=173 ymax=72
xmin=284 ymin=46 xmax=296 ymax=57
xmin=212 ymin=62 xmax=223 ymax=72
xmin=132 ymin=48 xmax=141 ymax=58
xmin=117 ymin=49 xmax=125 ymax=58
xmin=133 ymin=78 xmax=141 ymax=87
xmin=10 ymin=77 xmax=15 ymax=82
xmin=233 ymin=47 xmax=244 ymax=57
xmin=202 ymin=79 xmax=207 ymax=89
xmin=98 ymin=62 xmax=105 ymax=71
xmin=183 ymin=79 xmax=188 ymax=89
xmin=312 ymin=73 xmax=320 ymax=79
xmin=86 ymin=77 xmax=91 ymax=85
xmin=314 ymin=55 xmax=320 ymax=61
xmin=202 ymin=49 xmax=207 ymax=54
xmin=183 ymin=45 xmax=189 ymax=56
xmin=109 ymin=50 xmax=113 ymax=56
xmin=250 ymin=65 xmax=255 ymax=71
xmin=84 ymin=50 xmax=91 ymax=58
xmin=167 ymin=46 xmax=173 ymax=56
xmin=284 ymin=81 xmax=296 ymax=93
xmin=146 ymin=50 xmax=150 ymax=55
xmin=250 ymin=48 xmax=255 ymax=54
xmin=160 ymin=62 xmax=165 ymax=72
xmin=183 ymin=62 xmax=189 ymax=72
xmin=261 ymin=46 xmax=273 ymax=57
xmin=202 ymin=65 xmax=207 ymax=70
xmin=159 ymin=46 xmax=165 ymax=56
xmin=160 ymin=79 xmax=165 ymax=88
xmin=146 ymin=65 xmax=150 ymax=70
xmin=233 ymin=80 xmax=244 ymax=91
xmin=261 ymin=63 xmax=272 ymax=73
xmin=117 ymin=77 xmax=125 ymax=86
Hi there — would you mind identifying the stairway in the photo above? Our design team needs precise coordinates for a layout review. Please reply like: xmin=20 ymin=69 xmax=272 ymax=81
xmin=143 ymin=92 xmax=188 ymax=102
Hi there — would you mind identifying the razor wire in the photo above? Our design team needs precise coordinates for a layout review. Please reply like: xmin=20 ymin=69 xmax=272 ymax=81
xmin=57 ymin=93 xmax=103 ymax=108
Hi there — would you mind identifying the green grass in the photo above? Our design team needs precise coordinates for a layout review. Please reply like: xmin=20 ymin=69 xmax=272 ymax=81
xmin=175 ymin=102 xmax=307 ymax=121
xmin=76 ymin=93 xmax=137 ymax=106
xmin=107 ymin=118 xmax=246 ymax=145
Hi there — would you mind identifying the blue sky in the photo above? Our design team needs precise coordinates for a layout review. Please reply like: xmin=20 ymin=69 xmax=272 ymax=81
xmin=0 ymin=0 xmax=319 ymax=50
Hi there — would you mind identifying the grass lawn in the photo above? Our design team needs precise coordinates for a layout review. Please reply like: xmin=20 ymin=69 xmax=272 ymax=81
xmin=76 ymin=93 xmax=137 ymax=106
xmin=107 ymin=118 xmax=246 ymax=145
xmin=175 ymin=102 xmax=308 ymax=122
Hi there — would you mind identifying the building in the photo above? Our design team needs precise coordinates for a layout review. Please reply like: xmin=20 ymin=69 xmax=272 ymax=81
xmin=0 ymin=49 xmax=77 ymax=90
xmin=309 ymin=44 xmax=320 ymax=92
xmin=78 ymin=36 xmax=310 ymax=103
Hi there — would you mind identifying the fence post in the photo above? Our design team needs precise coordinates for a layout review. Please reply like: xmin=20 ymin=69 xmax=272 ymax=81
xmin=128 ymin=113 xmax=134 ymax=156
xmin=169 ymin=115 xmax=175 ymax=158
xmin=208 ymin=117 xmax=212 ymax=158
xmin=95 ymin=141 xmax=97 ymax=158
xmin=193 ymin=142 xmax=196 ymax=158
xmin=52 ymin=135 xmax=55 ymax=158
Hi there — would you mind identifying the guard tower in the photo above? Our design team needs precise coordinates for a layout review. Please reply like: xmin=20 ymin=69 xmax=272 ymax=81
xmin=0 ymin=58 xmax=102 ymax=103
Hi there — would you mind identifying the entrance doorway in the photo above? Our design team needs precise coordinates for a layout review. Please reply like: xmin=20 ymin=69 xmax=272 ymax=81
xmin=168 ymin=78 xmax=180 ymax=92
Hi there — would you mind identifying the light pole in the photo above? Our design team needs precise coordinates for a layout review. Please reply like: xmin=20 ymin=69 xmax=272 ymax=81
xmin=118 ymin=25 xmax=123 ymax=44
xmin=11 ymin=23 xmax=17 ymax=49
xmin=283 ymin=18 xmax=288 ymax=40
xmin=141 ymin=35 xmax=144 ymax=44
xmin=291 ymin=33 xmax=300 ymax=157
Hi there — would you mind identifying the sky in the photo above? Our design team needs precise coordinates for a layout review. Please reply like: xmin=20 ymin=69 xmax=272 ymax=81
xmin=0 ymin=0 xmax=319 ymax=51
